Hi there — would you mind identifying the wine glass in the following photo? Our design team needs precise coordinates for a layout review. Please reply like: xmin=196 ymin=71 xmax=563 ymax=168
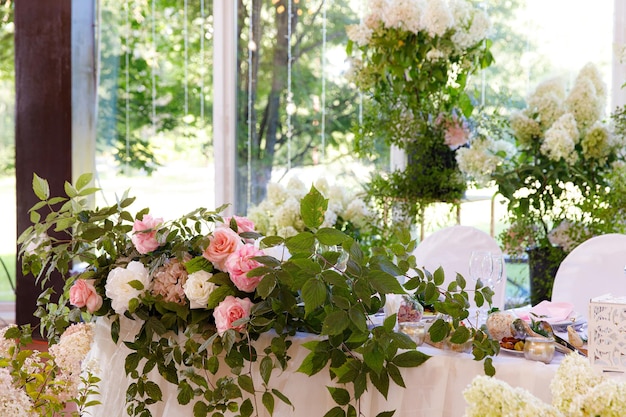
xmin=489 ymin=253 xmax=505 ymax=289
xmin=469 ymin=250 xmax=493 ymax=288
xmin=468 ymin=250 xmax=494 ymax=325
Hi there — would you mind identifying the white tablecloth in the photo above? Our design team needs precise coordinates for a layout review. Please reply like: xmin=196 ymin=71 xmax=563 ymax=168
xmin=87 ymin=317 xmax=563 ymax=417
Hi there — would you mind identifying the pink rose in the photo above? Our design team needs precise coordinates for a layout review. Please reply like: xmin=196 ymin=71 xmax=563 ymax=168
xmin=131 ymin=214 xmax=164 ymax=254
xmin=225 ymin=244 xmax=265 ymax=292
xmin=222 ymin=215 xmax=256 ymax=233
xmin=213 ymin=296 xmax=253 ymax=335
xmin=69 ymin=279 xmax=103 ymax=313
xmin=203 ymin=227 xmax=244 ymax=271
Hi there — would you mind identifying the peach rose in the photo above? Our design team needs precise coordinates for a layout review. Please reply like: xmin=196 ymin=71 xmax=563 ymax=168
xmin=222 ymin=215 xmax=256 ymax=233
xmin=225 ymin=244 xmax=265 ymax=293
xmin=131 ymin=214 xmax=164 ymax=254
xmin=203 ymin=227 xmax=243 ymax=271
xmin=213 ymin=296 xmax=253 ymax=335
xmin=69 ymin=279 xmax=103 ymax=313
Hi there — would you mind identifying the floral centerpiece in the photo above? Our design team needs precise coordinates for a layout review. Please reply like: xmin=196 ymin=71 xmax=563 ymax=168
xmin=457 ymin=63 xmax=626 ymax=304
xmin=0 ymin=323 xmax=99 ymax=416
xmin=463 ymin=353 xmax=626 ymax=416
xmin=17 ymin=173 xmax=499 ymax=416
xmin=346 ymin=0 xmax=494 ymax=220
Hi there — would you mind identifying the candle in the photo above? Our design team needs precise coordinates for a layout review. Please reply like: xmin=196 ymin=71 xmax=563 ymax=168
xmin=523 ymin=337 xmax=555 ymax=364
xmin=398 ymin=321 xmax=426 ymax=346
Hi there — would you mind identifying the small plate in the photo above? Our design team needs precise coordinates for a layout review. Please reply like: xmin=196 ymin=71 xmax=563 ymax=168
xmin=500 ymin=347 xmax=524 ymax=356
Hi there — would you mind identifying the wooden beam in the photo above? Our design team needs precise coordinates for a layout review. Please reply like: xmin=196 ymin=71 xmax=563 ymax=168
xmin=14 ymin=0 xmax=72 ymax=334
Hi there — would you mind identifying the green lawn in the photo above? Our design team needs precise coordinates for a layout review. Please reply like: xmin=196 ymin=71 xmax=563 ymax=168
xmin=0 ymin=253 xmax=16 ymax=301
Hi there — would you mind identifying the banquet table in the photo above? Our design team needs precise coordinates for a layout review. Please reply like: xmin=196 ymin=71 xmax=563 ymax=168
xmin=85 ymin=317 xmax=583 ymax=417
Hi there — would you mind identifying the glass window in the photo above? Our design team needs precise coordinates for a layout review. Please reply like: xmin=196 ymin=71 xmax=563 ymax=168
xmin=95 ymin=0 xmax=214 ymax=220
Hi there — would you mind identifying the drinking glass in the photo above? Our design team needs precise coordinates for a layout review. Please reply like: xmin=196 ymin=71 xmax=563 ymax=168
xmin=468 ymin=250 xmax=493 ymax=325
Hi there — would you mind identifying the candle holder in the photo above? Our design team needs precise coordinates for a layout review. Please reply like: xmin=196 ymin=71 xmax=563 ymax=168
xmin=398 ymin=321 xmax=426 ymax=346
xmin=523 ymin=337 xmax=555 ymax=364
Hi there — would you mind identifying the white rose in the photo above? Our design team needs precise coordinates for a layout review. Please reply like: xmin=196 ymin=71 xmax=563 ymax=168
xmin=183 ymin=270 xmax=217 ymax=309
xmin=105 ymin=261 xmax=150 ymax=315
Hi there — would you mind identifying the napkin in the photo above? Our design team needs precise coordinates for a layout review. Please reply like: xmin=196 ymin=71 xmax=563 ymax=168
xmin=517 ymin=300 xmax=574 ymax=323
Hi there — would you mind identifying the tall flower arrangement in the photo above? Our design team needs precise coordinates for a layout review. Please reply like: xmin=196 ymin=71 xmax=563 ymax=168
xmin=18 ymin=173 xmax=500 ymax=416
xmin=457 ymin=63 xmax=626 ymax=304
xmin=458 ymin=63 xmax=625 ymax=255
xmin=346 ymin=0 xmax=494 ymax=220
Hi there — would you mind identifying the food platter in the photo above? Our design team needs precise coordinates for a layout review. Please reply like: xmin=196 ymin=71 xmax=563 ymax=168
xmin=500 ymin=347 xmax=524 ymax=356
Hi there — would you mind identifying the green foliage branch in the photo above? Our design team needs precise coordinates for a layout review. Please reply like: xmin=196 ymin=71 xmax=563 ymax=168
xmin=19 ymin=173 xmax=499 ymax=417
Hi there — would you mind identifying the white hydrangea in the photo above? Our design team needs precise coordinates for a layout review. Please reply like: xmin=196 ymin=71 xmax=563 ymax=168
xmin=577 ymin=62 xmax=607 ymax=104
xmin=530 ymin=77 xmax=567 ymax=101
xmin=541 ymin=113 xmax=579 ymax=164
xmin=322 ymin=209 xmax=338 ymax=228
xmin=286 ymin=177 xmax=308 ymax=199
xmin=452 ymin=7 xmax=490 ymax=49
xmin=565 ymin=76 xmax=602 ymax=129
xmin=382 ymin=0 xmax=423 ymax=32
xmin=510 ymin=111 xmax=542 ymax=147
xmin=266 ymin=182 xmax=288 ymax=205
xmin=314 ymin=177 xmax=330 ymax=196
xmin=421 ymin=0 xmax=454 ymax=37
xmin=426 ymin=48 xmax=446 ymax=61
xmin=274 ymin=197 xmax=301 ymax=229
xmin=346 ymin=23 xmax=372 ymax=47
xmin=582 ymin=121 xmax=613 ymax=162
xmin=568 ymin=379 xmax=626 ymax=417
xmin=463 ymin=375 xmax=562 ymax=417
xmin=527 ymin=92 xmax=565 ymax=130
xmin=455 ymin=138 xmax=502 ymax=186
xmin=550 ymin=354 xmax=604 ymax=413
xmin=0 ymin=368 xmax=35 ymax=417
xmin=344 ymin=199 xmax=372 ymax=229
xmin=276 ymin=226 xmax=298 ymax=238
xmin=0 ymin=325 xmax=17 ymax=358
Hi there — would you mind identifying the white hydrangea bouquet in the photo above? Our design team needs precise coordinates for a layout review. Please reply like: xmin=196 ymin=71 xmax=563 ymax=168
xmin=346 ymin=0 xmax=495 ymax=220
xmin=0 ymin=323 xmax=99 ymax=416
xmin=457 ymin=62 xmax=626 ymax=256
xmin=247 ymin=177 xmax=374 ymax=241
xmin=463 ymin=354 xmax=626 ymax=416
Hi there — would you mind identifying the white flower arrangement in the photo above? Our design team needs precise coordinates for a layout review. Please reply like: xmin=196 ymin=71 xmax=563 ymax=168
xmin=0 ymin=323 xmax=99 ymax=416
xmin=464 ymin=354 xmax=626 ymax=417
xmin=247 ymin=177 xmax=374 ymax=239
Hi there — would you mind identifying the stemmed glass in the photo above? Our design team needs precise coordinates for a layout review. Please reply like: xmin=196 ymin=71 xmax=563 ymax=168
xmin=469 ymin=250 xmax=495 ymax=325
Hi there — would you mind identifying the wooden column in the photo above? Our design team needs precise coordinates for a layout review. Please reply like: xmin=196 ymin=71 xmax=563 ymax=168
xmin=14 ymin=1 xmax=72 ymax=332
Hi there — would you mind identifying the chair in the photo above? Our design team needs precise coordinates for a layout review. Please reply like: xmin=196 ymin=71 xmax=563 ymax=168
xmin=412 ymin=225 xmax=506 ymax=310
xmin=551 ymin=234 xmax=626 ymax=320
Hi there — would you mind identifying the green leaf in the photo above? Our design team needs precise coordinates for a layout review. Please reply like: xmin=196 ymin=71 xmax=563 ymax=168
xmin=449 ymin=325 xmax=470 ymax=344
xmin=54 ymin=216 xmax=76 ymax=232
xmin=323 ymin=407 xmax=346 ymax=417
xmin=297 ymin=350 xmax=330 ymax=376
xmin=271 ymin=389 xmax=293 ymax=407
xmin=185 ymin=256 xmax=213 ymax=274
xmin=316 ymin=228 xmax=347 ymax=246
xmin=375 ymin=412 xmax=396 ymax=417
xmin=321 ymin=310 xmax=349 ymax=335
xmin=127 ymin=279 xmax=145 ymax=291
xmin=240 ymin=399 xmax=254 ymax=417
xmin=484 ymin=357 xmax=496 ymax=376
xmin=285 ymin=232 xmax=316 ymax=253
xmin=260 ymin=355 xmax=273 ymax=385
xmin=300 ymin=186 xmax=328 ymax=230
xmin=193 ymin=401 xmax=208 ymax=417
xmin=257 ymin=274 xmax=278 ymax=298
xmin=327 ymin=387 xmax=351 ymax=406
xmin=369 ymin=367 xmax=389 ymax=398
xmin=428 ymin=318 xmax=449 ymax=343
xmin=433 ymin=267 xmax=445 ymax=286
xmin=32 ymin=173 xmax=50 ymax=200
xmin=363 ymin=341 xmax=385 ymax=375
xmin=386 ymin=363 xmax=405 ymax=388
xmin=145 ymin=381 xmax=163 ymax=401
xmin=391 ymin=350 xmax=431 ymax=367
xmin=262 ymin=391 xmax=275 ymax=415
xmin=75 ymin=172 xmax=93 ymax=190
xmin=237 ymin=374 xmax=255 ymax=395
xmin=302 ymin=278 xmax=327 ymax=316
xmin=64 ymin=181 xmax=78 ymax=198
xmin=368 ymin=270 xmax=405 ymax=294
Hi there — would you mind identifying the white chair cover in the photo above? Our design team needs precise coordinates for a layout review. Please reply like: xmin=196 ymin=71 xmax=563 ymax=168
xmin=412 ymin=225 xmax=506 ymax=310
xmin=551 ymin=233 xmax=626 ymax=320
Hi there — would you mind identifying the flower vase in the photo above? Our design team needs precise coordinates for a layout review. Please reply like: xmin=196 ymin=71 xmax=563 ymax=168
xmin=527 ymin=246 xmax=566 ymax=306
